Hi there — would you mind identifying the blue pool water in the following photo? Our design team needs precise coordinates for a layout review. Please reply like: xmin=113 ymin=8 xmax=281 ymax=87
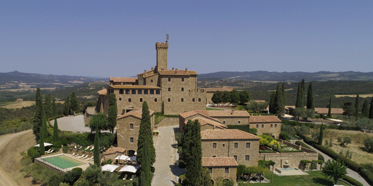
xmin=279 ymin=168 xmax=298 ymax=171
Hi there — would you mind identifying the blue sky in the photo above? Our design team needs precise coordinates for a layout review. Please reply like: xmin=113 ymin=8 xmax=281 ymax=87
xmin=1 ymin=1 xmax=372 ymax=77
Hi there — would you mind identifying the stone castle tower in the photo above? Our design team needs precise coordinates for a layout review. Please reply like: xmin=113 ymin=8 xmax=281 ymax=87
xmin=155 ymin=41 xmax=168 ymax=71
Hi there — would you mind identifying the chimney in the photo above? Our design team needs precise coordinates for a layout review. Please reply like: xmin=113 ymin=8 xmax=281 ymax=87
xmin=144 ymin=70 xmax=146 ymax=73
xmin=151 ymin=67 xmax=154 ymax=70
xmin=172 ymin=67 xmax=174 ymax=70
xmin=185 ymin=68 xmax=188 ymax=71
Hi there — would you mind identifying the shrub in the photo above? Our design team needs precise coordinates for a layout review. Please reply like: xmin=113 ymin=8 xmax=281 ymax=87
xmin=279 ymin=132 xmax=288 ymax=140
xmin=61 ymin=138 xmax=68 ymax=146
xmin=341 ymin=175 xmax=363 ymax=186
xmin=104 ymin=159 xmax=113 ymax=165
xmin=359 ymin=169 xmax=373 ymax=185
xmin=364 ymin=137 xmax=373 ymax=152
xmin=295 ymin=141 xmax=312 ymax=150
xmin=318 ymin=153 xmax=325 ymax=162
xmin=62 ymin=146 xmax=69 ymax=153
xmin=179 ymin=160 xmax=186 ymax=168
xmin=48 ymin=175 xmax=61 ymax=186
xmin=63 ymin=167 xmax=83 ymax=185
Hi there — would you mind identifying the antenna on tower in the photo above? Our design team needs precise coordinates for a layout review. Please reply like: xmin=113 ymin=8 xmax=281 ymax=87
xmin=166 ymin=34 xmax=169 ymax=42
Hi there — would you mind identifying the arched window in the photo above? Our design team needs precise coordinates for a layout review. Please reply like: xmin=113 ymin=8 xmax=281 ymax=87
xmin=154 ymin=98 xmax=157 ymax=102
xmin=168 ymin=77 xmax=171 ymax=81
xmin=119 ymin=89 xmax=124 ymax=94
xmin=144 ymin=90 xmax=148 ymax=94
xmin=140 ymin=98 xmax=143 ymax=102
xmin=181 ymin=98 xmax=184 ymax=102
xmin=168 ymin=98 xmax=171 ymax=102
xmin=150 ymin=89 xmax=154 ymax=94
xmin=131 ymin=89 xmax=136 ymax=94
xmin=156 ymin=90 xmax=160 ymax=94
xmin=168 ymin=87 xmax=171 ymax=91
xmin=181 ymin=78 xmax=184 ymax=82
xmin=138 ymin=90 xmax=142 ymax=94
xmin=119 ymin=98 xmax=122 ymax=101
xmin=128 ymin=98 xmax=131 ymax=102
xmin=198 ymin=98 xmax=201 ymax=102
xmin=151 ymin=79 xmax=153 ymax=83
xmin=181 ymin=87 xmax=184 ymax=91
xmin=192 ymin=98 xmax=195 ymax=102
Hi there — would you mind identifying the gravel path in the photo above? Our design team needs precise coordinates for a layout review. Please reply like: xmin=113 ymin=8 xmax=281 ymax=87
xmin=152 ymin=125 xmax=185 ymax=186
xmin=54 ymin=115 xmax=91 ymax=133
xmin=305 ymin=142 xmax=370 ymax=186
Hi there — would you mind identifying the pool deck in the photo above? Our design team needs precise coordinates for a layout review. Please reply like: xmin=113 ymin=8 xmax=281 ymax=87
xmin=36 ymin=153 xmax=92 ymax=172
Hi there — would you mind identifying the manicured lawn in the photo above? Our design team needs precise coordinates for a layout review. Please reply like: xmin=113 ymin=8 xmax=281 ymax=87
xmin=251 ymin=171 xmax=348 ymax=186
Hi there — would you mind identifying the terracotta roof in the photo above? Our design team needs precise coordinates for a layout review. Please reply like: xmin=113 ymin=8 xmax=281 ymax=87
xmin=202 ymin=157 xmax=238 ymax=167
xmin=180 ymin=110 xmax=250 ymax=118
xmin=249 ymin=115 xmax=281 ymax=123
xmin=117 ymin=109 xmax=155 ymax=120
xmin=103 ymin=146 xmax=126 ymax=155
xmin=110 ymin=77 xmax=138 ymax=83
xmin=203 ymin=88 xmax=234 ymax=93
xmin=253 ymin=100 xmax=266 ymax=103
xmin=315 ymin=108 xmax=344 ymax=115
xmin=201 ymin=129 xmax=260 ymax=140
xmin=85 ymin=106 xmax=96 ymax=115
xmin=158 ymin=70 xmax=197 ymax=76
xmin=186 ymin=117 xmax=227 ymax=129
xmin=98 ymin=88 xmax=107 ymax=95
xmin=109 ymin=85 xmax=161 ymax=89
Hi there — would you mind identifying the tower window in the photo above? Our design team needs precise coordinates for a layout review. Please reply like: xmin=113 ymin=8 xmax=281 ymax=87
xmin=192 ymin=98 xmax=195 ymax=102
xmin=225 ymin=168 xmax=229 ymax=173
xmin=262 ymin=124 xmax=264 ymax=128
xmin=156 ymin=90 xmax=160 ymax=94
xmin=181 ymin=78 xmax=184 ymax=82
xmin=151 ymin=79 xmax=153 ymax=83
xmin=126 ymin=89 xmax=130 ymax=94
xmin=275 ymin=124 xmax=278 ymax=127
xmin=154 ymin=98 xmax=157 ymax=102
xmin=140 ymin=98 xmax=143 ymax=102
xmin=181 ymin=98 xmax=184 ymax=102
xmin=234 ymin=155 xmax=237 ymax=161
xmin=256 ymin=124 xmax=259 ymax=128
xmin=168 ymin=87 xmax=171 ymax=91
xmin=246 ymin=143 xmax=250 ymax=148
xmin=119 ymin=98 xmax=122 ymax=101
xmin=271 ymin=124 xmax=273 ymax=127
xmin=198 ymin=98 xmax=201 ymax=102
xmin=132 ymin=90 xmax=136 ymax=94
xmin=181 ymin=87 xmax=184 ymax=91
xmin=168 ymin=98 xmax=171 ymax=102
xmin=213 ymin=143 xmax=216 ymax=148
xmin=138 ymin=90 xmax=142 ymax=94
xmin=238 ymin=121 xmax=241 ymax=124
xmin=130 ymin=124 xmax=133 ymax=130
xmin=168 ymin=77 xmax=171 ymax=81
xmin=128 ymin=98 xmax=131 ymax=102
xmin=245 ymin=155 xmax=250 ymax=161
xmin=130 ymin=137 xmax=134 ymax=143
xmin=119 ymin=89 xmax=124 ymax=94
xmin=150 ymin=89 xmax=154 ymax=94
xmin=144 ymin=90 xmax=148 ymax=94
xmin=234 ymin=143 xmax=238 ymax=148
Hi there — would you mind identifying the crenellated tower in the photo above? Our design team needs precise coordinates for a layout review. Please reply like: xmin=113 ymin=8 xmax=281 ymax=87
xmin=155 ymin=41 xmax=168 ymax=71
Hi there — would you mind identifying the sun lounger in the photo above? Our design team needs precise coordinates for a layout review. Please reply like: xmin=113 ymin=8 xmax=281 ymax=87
xmin=79 ymin=155 xmax=85 ymax=159
xmin=74 ymin=146 xmax=77 ymax=149
xmin=78 ymin=146 xmax=82 ymax=149
xmin=85 ymin=146 xmax=90 ymax=150
xmin=90 ymin=147 xmax=94 ymax=150
xmin=72 ymin=153 xmax=76 ymax=156
xmin=49 ymin=149 xmax=54 ymax=153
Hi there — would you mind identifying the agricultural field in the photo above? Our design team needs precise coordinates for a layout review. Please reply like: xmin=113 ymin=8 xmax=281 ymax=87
xmin=321 ymin=129 xmax=373 ymax=164
xmin=335 ymin=94 xmax=373 ymax=98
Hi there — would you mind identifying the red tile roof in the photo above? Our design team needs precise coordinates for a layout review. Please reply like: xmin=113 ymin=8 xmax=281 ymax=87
xmin=201 ymin=129 xmax=260 ymax=140
xmin=249 ymin=115 xmax=281 ymax=123
xmin=158 ymin=70 xmax=197 ymax=76
xmin=110 ymin=77 xmax=138 ymax=83
xmin=202 ymin=157 xmax=238 ymax=167
xmin=117 ymin=109 xmax=155 ymax=120
xmin=186 ymin=117 xmax=227 ymax=129
xmin=180 ymin=110 xmax=249 ymax=118
xmin=103 ymin=146 xmax=126 ymax=155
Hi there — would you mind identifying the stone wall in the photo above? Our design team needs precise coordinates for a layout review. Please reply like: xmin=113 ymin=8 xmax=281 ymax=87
xmin=208 ymin=167 xmax=237 ymax=184
xmin=259 ymin=151 xmax=318 ymax=169
xmin=156 ymin=117 xmax=179 ymax=127
xmin=250 ymin=122 xmax=281 ymax=139
xmin=202 ymin=139 xmax=260 ymax=167
xmin=213 ymin=116 xmax=250 ymax=125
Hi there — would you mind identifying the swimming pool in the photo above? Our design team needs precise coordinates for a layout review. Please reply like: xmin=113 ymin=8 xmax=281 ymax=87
xmin=279 ymin=168 xmax=298 ymax=171
xmin=42 ymin=155 xmax=85 ymax=169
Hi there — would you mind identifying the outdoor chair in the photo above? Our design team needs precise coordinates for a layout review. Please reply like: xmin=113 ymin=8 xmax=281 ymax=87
xmin=79 ymin=154 xmax=85 ymax=159
xmin=85 ymin=146 xmax=90 ymax=150
xmin=90 ymin=147 xmax=94 ymax=150
xmin=72 ymin=153 xmax=76 ymax=156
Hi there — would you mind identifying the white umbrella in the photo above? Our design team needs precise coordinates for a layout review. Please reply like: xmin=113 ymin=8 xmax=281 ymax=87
xmin=115 ymin=155 xmax=130 ymax=160
xmin=34 ymin=142 xmax=53 ymax=147
xmin=101 ymin=164 xmax=119 ymax=172
xmin=118 ymin=165 xmax=139 ymax=173
xmin=130 ymin=156 xmax=137 ymax=161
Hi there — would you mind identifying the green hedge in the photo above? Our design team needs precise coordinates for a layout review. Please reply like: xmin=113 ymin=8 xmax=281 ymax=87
xmin=360 ymin=169 xmax=373 ymax=186
xmin=62 ymin=146 xmax=69 ymax=153
xmin=295 ymin=141 xmax=312 ymax=150
xmin=341 ymin=175 xmax=363 ymax=186
xmin=318 ymin=153 xmax=325 ymax=162
xmin=282 ymin=120 xmax=360 ymax=131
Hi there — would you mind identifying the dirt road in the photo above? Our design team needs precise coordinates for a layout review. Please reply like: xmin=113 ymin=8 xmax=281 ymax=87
xmin=0 ymin=130 xmax=36 ymax=186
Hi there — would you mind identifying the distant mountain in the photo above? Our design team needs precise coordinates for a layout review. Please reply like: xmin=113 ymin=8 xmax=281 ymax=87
xmin=198 ymin=71 xmax=373 ymax=82
xmin=0 ymin=71 xmax=107 ymax=88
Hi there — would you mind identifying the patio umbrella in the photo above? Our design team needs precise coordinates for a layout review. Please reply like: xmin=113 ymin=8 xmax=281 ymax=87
xmin=101 ymin=164 xmax=119 ymax=172
xmin=118 ymin=165 xmax=139 ymax=173
xmin=130 ymin=156 xmax=137 ymax=161
xmin=34 ymin=142 xmax=53 ymax=147
xmin=115 ymin=155 xmax=130 ymax=160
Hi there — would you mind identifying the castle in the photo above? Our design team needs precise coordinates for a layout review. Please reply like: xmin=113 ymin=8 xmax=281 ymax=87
xmin=96 ymin=40 xmax=206 ymax=115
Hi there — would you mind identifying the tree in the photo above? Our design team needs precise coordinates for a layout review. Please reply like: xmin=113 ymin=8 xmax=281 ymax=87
xmin=200 ymin=168 xmax=213 ymax=186
xmin=161 ymin=101 xmax=164 ymax=114
xmin=63 ymin=96 xmax=70 ymax=116
xmin=343 ymin=102 xmax=355 ymax=116
xmin=355 ymin=94 xmax=360 ymax=118
xmin=42 ymin=115 xmax=48 ymax=139
xmin=222 ymin=91 xmax=231 ymax=103
xmin=108 ymin=93 xmax=118 ymax=133
xmin=139 ymin=141 xmax=152 ymax=186
xmin=93 ymin=125 xmax=100 ymax=166
xmin=48 ymin=175 xmax=61 ymax=186
xmin=295 ymin=81 xmax=301 ymax=108
xmin=89 ymin=113 xmax=108 ymax=132
xmin=181 ymin=120 xmax=193 ymax=166
xmin=39 ymin=120 xmax=45 ymax=155
xmin=70 ymin=91 xmax=79 ymax=114
xmin=362 ymin=100 xmax=369 ymax=118
xmin=364 ymin=137 xmax=373 ymax=153
xmin=339 ymin=136 xmax=352 ymax=147
xmin=281 ymin=82 xmax=285 ymax=106
xmin=328 ymin=95 xmax=332 ymax=117
xmin=230 ymin=89 xmax=240 ymax=105
xmin=274 ymin=84 xmax=284 ymax=116
xmin=293 ymin=108 xmax=305 ymax=120
xmin=81 ymin=164 xmax=100 ymax=185
xmin=53 ymin=117 xmax=59 ymax=142
xmin=269 ymin=91 xmax=276 ymax=113
xmin=247 ymin=101 xmax=268 ymax=113
xmin=137 ymin=101 xmax=155 ymax=166
xmin=184 ymin=120 xmax=202 ymax=185
xmin=322 ymin=159 xmax=347 ymax=184
xmin=318 ymin=124 xmax=324 ymax=145
xmin=44 ymin=94 xmax=52 ymax=119
xmin=212 ymin=91 xmax=223 ymax=104
xmin=306 ymin=83 xmax=314 ymax=109
xmin=33 ymin=88 xmax=44 ymax=139
xmin=239 ymin=90 xmax=250 ymax=105
xmin=52 ymin=98 xmax=57 ymax=116
xmin=63 ymin=168 xmax=83 ymax=185
xmin=370 ymin=97 xmax=373 ymax=119
xmin=295 ymin=79 xmax=305 ymax=108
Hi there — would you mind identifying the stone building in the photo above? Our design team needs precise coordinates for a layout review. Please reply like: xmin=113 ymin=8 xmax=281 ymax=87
xmin=201 ymin=129 xmax=260 ymax=167
xmin=249 ymin=115 xmax=282 ymax=139
xmin=202 ymin=157 xmax=238 ymax=184
xmin=96 ymin=40 xmax=206 ymax=115
xmin=116 ymin=109 xmax=155 ymax=155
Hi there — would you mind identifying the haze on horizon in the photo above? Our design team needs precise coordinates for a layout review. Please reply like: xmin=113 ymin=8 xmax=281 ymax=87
xmin=1 ymin=1 xmax=372 ymax=77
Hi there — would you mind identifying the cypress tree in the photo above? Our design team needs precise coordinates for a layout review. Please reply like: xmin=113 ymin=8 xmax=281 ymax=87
xmin=185 ymin=120 xmax=202 ymax=185
xmin=295 ymin=82 xmax=301 ymax=108
xmin=328 ymin=95 xmax=332 ymax=118
xmin=33 ymin=88 xmax=44 ymax=138
xmin=139 ymin=141 xmax=152 ymax=186
xmin=282 ymin=82 xmax=285 ymax=106
xmin=181 ymin=120 xmax=193 ymax=165
xmin=269 ymin=91 xmax=276 ymax=113
xmin=362 ymin=100 xmax=369 ymax=118
xmin=275 ymin=84 xmax=284 ymax=116
xmin=300 ymin=79 xmax=305 ymax=107
xmin=93 ymin=126 xmax=100 ymax=166
xmin=70 ymin=91 xmax=78 ymax=114
xmin=369 ymin=98 xmax=373 ymax=119
xmin=137 ymin=101 xmax=155 ymax=165
xmin=42 ymin=115 xmax=48 ymax=139
xmin=53 ymin=116 xmax=59 ymax=142
xmin=161 ymin=101 xmax=164 ymax=114
xmin=318 ymin=124 xmax=324 ymax=145
xmin=63 ymin=96 xmax=70 ymax=116
xmin=108 ymin=93 xmax=118 ymax=133
xmin=44 ymin=94 xmax=52 ymax=119
xmin=355 ymin=94 xmax=360 ymax=118
xmin=52 ymin=98 xmax=57 ymax=116
xmin=307 ymin=83 xmax=314 ymax=109
xmin=40 ymin=126 xmax=45 ymax=155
